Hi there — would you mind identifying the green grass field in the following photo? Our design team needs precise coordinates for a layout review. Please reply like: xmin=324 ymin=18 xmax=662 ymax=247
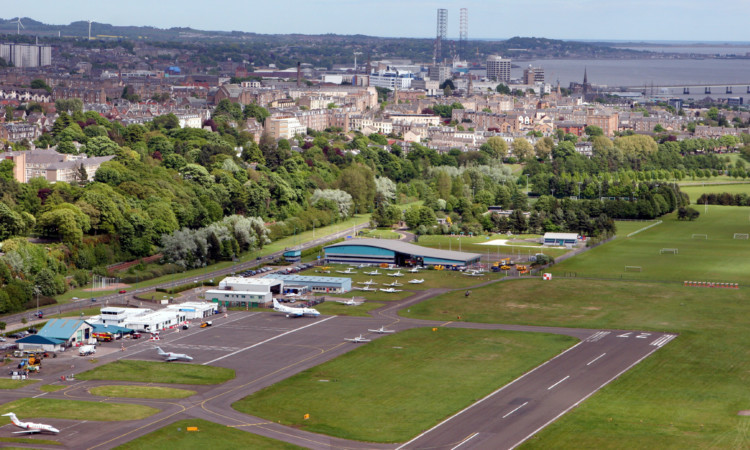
xmin=549 ymin=207 xmax=750 ymax=282
xmin=233 ymin=328 xmax=577 ymax=443
xmin=89 ymin=385 xmax=196 ymax=399
xmin=415 ymin=234 xmax=569 ymax=260
xmin=0 ymin=437 xmax=61 ymax=446
xmin=0 ymin=379 xmax=39 ymax=389
xmin=314 ymin=300 xmax=384 ymax=317
xmin=115 ymin=419 xmax=303 ymax=450
xmin=0 ymin=398 xmax=158 ymax=422
xmin=357 ymin=228 xmax=402 ymax=239
xmin=680 ymin=182 xmax=750 ymax=202
xmin=76 ymin=360 xmax=234 ymax=385
xmin=39 ymin=384 xmax=66 ymax=392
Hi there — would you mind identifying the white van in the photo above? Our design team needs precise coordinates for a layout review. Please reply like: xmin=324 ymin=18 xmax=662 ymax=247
xmin=79 ymin=345 xmax=96 ymax=356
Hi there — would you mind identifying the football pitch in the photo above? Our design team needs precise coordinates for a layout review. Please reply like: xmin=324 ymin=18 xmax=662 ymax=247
xmin=549 ymin=206 xmax=750 ymax=283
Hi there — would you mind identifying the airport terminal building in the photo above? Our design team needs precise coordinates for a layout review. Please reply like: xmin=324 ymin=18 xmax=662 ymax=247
xmin=324 ymin=238 xmax=481 ymax=267
xmin=262 ymin=274 xmax=352 ymax=294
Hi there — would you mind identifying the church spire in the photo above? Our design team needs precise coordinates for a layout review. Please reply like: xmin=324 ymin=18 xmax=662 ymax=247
xmin=583 ymin=67 xmax=588 ymax=84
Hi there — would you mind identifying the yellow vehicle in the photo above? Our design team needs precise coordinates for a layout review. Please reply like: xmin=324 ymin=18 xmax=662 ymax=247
xmin=434 ymin=265 xmax=445 ymax=271
xmin=501 ymin=265 xmax=511 ymax=271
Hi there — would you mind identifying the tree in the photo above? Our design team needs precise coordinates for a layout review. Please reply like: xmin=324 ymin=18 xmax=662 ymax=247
xmin=480 ymin=137 xmax=508 ymax=159
xmin=653 ymin=124 xmax=666 ymax=133
xmin=585 ymin=125 xmax=603 ymax=137
xmin=310 ymin=189 xmax=353 ymax=218
xmin=534 ymin=137 xmax=554 ymax=160
xmin=509 ymin=209 xmax=528 ymax=234
xmin=83 ymin=136 xmax=118 ymax=156
xmin=496 ymin=83 xmax=511 ymax=95
xmin=336 ymin=163 xmax=376 ymax=211
xmin=30 ymin=79 xmax=52 ymax=93
xmin=152 ymin=113 xmax=180 ymax=130
xmin=215 ymin=99 xmax=243 ymax=122
xmin=55 ymin=98 xmax=83 ymax=114
xmin=243 ymin=103 xmax=270 ymax=124
xmin=511 ymin=138 xmax=533 ymax=160
xmin=0 ymin=202 xmax=26 ymax=240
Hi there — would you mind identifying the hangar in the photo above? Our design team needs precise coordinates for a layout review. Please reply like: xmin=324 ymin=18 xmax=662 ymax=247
xmin=262 ymin=274 xmax=352 ymax=294
xmin=206 ymin=277 xmax=283 ymax=308
xmin=542 ymin=232 xmax=579 ymax=246
xmin=324 ymin=238 xmax=481 ymax=267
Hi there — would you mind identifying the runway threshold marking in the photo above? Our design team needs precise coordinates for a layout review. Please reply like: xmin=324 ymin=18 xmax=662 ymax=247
xmin=395 ymin=341 xmax=583 ymax=450
xmin=502 ymin=401 xmax=529 ymax=419
xmin=450 ymin=432 xmax=479 ymax=449
xmin=547 ymin=375 xmax=570 ymax=390
xmin=203 ymin=316 xmax=337 ymax=365
xmin=586 ymin=353 xmax=606 ymax=366
xmin=509 ymin=338 xmax=671 ymax=449
xmin=32 ymin=392 xmax=48 ymax=398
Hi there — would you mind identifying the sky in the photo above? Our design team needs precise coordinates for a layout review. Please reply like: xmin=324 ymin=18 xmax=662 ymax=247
xmin=3 ymin=0 xmax=749 ymax=42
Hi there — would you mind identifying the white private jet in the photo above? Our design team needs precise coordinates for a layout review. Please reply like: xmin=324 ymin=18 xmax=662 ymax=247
xmin=357 ymin=279 xmax=378 ymax=285
xmin=2 ymin=413 xmax=59 ymax=434
xmin=344 ymin=334 xmax=371 ymax=343
xmin=368 ymin=326 xmax=396 ymax=334
xmin=336 ymin=268 xmax=357 ymax=274
xmin=273 ymin=298 xmax=320 ymax=318
xmin=408 ymin=267 xmax=422 ymax=273
xmin=384 ymin=281 xmax=403 ymax=287
xmin=463 ymin=270 xmax=483 ymax=277
xmin=363 ymin=269 xmax=381 ymax=275
xmin=408 ymin=279 xmax=425 ymax=284
xmin=379 ymin=287 xmax=403 ymax=293
xmin=387 ymin=271 xmax=404 ymax=277
xmin=155 ymin=347 xmax=194 ymax=362
xmin=338 ymin=297 xmax=364 ymax=306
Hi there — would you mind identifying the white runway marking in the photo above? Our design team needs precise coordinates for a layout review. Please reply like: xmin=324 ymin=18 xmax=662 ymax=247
xmin=547 ymin=375 xmax=570 ymax=390
xmin=636 ymin=333 xmax=652 ymax=339
xmin=586 ymin=353 xmax=607 ymax=366
xmin=32 ymin=392 xmax=48 ymax=398
xmin=203 ymin=316 xmax=337 ymax=365
xmin=585 ymin=331 xmax=610 ymax=342
xmin=650 ymin=334 xmax=677 ymax=347
xmin=617 ymin=332 xmax=632 ymax=338
xmin=450 ymin=432 xmax=479 ymax=449
xmin=502 ymin=401 xmax=529 ymax=419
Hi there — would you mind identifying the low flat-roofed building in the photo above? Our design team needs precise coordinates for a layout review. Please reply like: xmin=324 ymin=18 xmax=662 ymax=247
xmin=164 ymin=302 xmax=216 ymax=319
xmin=125 ymin=310 xmax=185 ymax=332
xmin=261 ymin=274 xmax=352 ymax=294
xmin=542 ymin=232 xmax=579 ymax=246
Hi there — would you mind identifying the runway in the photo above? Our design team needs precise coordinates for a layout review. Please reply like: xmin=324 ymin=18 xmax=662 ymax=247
xmin=0 ymin=293 xmax=676 ymax=449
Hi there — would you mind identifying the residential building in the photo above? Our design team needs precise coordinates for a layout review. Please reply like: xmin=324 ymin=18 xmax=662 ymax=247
xmin=486 ymin=56 xmax=511 ymax=82
xmin=0 ymin=43 xmax=52 ymax=68
xmin=523 ymin=66 xmax=545 ymax=84
xmin=266 ymin=115 xmax=307 ymax=139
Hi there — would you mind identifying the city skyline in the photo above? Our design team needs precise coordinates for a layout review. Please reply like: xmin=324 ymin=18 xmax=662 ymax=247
xmin=2 ymin=0 xmax=750 ymax=42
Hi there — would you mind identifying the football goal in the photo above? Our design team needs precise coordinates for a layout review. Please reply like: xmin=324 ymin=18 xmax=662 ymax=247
xmin=660 ymin=248 xmax=679 ymax=254
xmin=733 ymin=233 xmax=749 ymax=240
xmin=691 ymin=234 xmax=708 ymax=240
xmin=624 ymin=266 xmax=642 ymax=272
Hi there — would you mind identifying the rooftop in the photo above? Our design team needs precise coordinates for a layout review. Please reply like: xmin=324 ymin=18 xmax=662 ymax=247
xmin=325 ymin=238 xmax=481 ymax=262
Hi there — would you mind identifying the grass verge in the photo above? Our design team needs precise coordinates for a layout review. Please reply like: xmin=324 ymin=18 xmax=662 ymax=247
xmin=89 ymin=385 xmax=196 ymax=399
xmin=234 ymin=328 xmax=577 ymax=443
xmin=0 ymin=437 xmax=61 ymax=445
xmin=0 ymin=379 xmax=39 ymax=389
xmin=39 ymin=384 xmax=67 ymax=392
xmin=76 ymin=360 xmax=234 ymax=385
xmin=115 ymin=419 xmax=303 ymax=450
xmin=0 ymin=398 xmax=158 ymax=422
xmin=315 ymin=301 xmax=384 ymax=317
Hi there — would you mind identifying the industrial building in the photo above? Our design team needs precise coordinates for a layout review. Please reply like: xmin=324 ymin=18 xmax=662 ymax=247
xmin=542 ymin=232 xmax=579 ymax=246
xmin=125 ymin=310 xmax=186 ymax=332
xmin=35 ymin=319 xmax=93 ymax=347
xmin=164 ymin=302 xmax=216 ymax=320
xmin=324 ymin=238 xmax=481 ymax=267
xmin=205 ymin=277 xmax=283 ymax=308
xmin=15 ymin=334 xmax=65 ymax=352
xmin=262 ymin=274 xmax=352 ymax=294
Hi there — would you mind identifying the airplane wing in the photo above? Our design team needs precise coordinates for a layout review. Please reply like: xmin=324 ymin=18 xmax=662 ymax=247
xmin=165 ymin=355 xmax=178 ymax=361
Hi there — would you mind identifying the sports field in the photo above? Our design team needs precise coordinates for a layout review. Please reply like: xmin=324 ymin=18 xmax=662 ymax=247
xmin=234 ymin=328 xmax=576 ymax=443
xmin=679 ymin=182 xmax=750 ymax=202
xmin=549 ymin=206 xmax=750 ymax=282
xmin=415 ymin=234 xmax=570 ymax=260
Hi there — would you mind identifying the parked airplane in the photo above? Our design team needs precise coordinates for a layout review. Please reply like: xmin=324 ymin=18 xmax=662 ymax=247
xmin=2 ymin=413 xmax=59 ymax=434
xmin=363 ymin=269 xmax=381 ymax=275
xmin=384 ymin=281 xmax=403 ymax=287
xmin=408 ymin=279 xmax=425 ymax=284
xmin=357 ymin=279 xmax=378 ymax=285
xmin=368 ymin=326 xmax=396 ymax=334
xmin=338 ymin=297 xmax=364 ymax=306
xmin=387 ymin=271 xmax=404 ymax=277
xmin=463 ymin=270 xmax=483 ymax=277
xmin=336 ymin=268 xmax=357 ymax=274
xmin=155 ymin=347 xmax=194 ymax=362
xmin=273 ymin=298 xmax=321 ymax=318
xmin=344 ymin=334 xmax=371 ymax=343
xmin=379 ymin=287 xmax=403 ymax=293
xmin=408 ymin=267 xmax=422 ymax=273
xmin=356 ymin=286 xmax=377 ymax=291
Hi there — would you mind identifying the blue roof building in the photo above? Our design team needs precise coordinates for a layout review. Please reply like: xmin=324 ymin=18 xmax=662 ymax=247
xmin=324 ymin=238 xmax=481 ymax=267
xmin=38 ymin=319 xmax=93 ymax=346
xmin=15 ymin=334 xmax=66 ymax=352
xmin=262 ymin=274 xmax=352 ymax=294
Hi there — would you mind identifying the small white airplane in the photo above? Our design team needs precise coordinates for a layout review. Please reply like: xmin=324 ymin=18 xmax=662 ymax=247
xmin=408 ymin=279 xmax=425 ymax=284
xmin=356 ymin=286 xmax=377 ymax=291
xmin=387 ymin=271 xmax=404 ymax=277
xmin=344 ymin=334 xmax=371 ymax=343
xmin=273 ymin=298 xmax=320 ymax=318
xmin=463 ymin=270 xmax=483 ymax=277
xmin=363 ymin=269 xmax=381 ymax=275
xmin=368 ymin=326 xmax=396 ymax=334
xmin=384 ymin=281 xmax=403 ymax=287
xmin=353 ymin=263 xmax=370 ymax=269
xmin=2 ymin=413 xmax=59 ymax=434
xmin=379 ymin=287 xmax=403 ymax=293
xmin=408 ymin=267 xmax=422 ymax=273
xmin=286 ymin=291 xmax=302 ymax=297
xmin=336 ymin=268 xmax=357 ymax=274
xmin=155 ymin=346 xmax=193 ymax=362
xmin=338 ymin=297 xmax=364 ymax=306
xmin=357 ymin=279 xmax=378 ymax=285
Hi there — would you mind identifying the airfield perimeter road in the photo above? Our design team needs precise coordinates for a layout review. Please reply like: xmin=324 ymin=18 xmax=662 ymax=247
xmin=0 ymin=281 xmax=676 ymax=450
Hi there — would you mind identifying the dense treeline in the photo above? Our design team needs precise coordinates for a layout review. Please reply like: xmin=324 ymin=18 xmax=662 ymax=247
xmin=696 ymin=192 xmax=750 ymax=207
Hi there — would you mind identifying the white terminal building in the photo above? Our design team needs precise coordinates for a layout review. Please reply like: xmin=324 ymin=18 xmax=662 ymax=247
xmin=205 ymin=277 xmax=283 ymax=308
xmin=93 ymin=303 xmax=216 ymax=332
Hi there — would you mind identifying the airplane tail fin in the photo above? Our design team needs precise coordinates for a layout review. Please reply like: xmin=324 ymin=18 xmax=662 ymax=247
xmin=155 ymin=347 xmax=165 ymax=355
xmin=273 ymin=298 xmax=280 ymax=308
xmin=3 ymin=412 xmax=19 ymax=424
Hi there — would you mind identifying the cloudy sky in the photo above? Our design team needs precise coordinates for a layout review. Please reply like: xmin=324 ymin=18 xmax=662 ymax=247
xmin=3 ymin=0 xmax=748 ymax=42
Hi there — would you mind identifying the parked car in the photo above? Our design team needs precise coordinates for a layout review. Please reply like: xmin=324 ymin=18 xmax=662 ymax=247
xmin=27 ymin=328 xmax=38 ymax=334
xmin=131 ymin=333 xmax=142 ymax=339
xmin=119 ymin=290 xmax=127 ymax=294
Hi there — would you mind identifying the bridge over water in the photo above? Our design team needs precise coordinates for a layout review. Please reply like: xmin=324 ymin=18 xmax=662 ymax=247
xmin=618 ymin=83 xmax=750 ymax=95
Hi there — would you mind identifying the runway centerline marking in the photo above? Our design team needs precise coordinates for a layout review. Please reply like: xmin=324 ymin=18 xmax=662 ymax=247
xmin=451 ymin=432 xmax=479 ymax=449
xmin=202 ymin=316 xmax=337 ymax=365
xmin=502 ymin=401 xmax=529 ymax=419
xmin=587 ymin=353 xmax=607 ymax=366
xmin=547 ymin=375 xmax=570 ymax=390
